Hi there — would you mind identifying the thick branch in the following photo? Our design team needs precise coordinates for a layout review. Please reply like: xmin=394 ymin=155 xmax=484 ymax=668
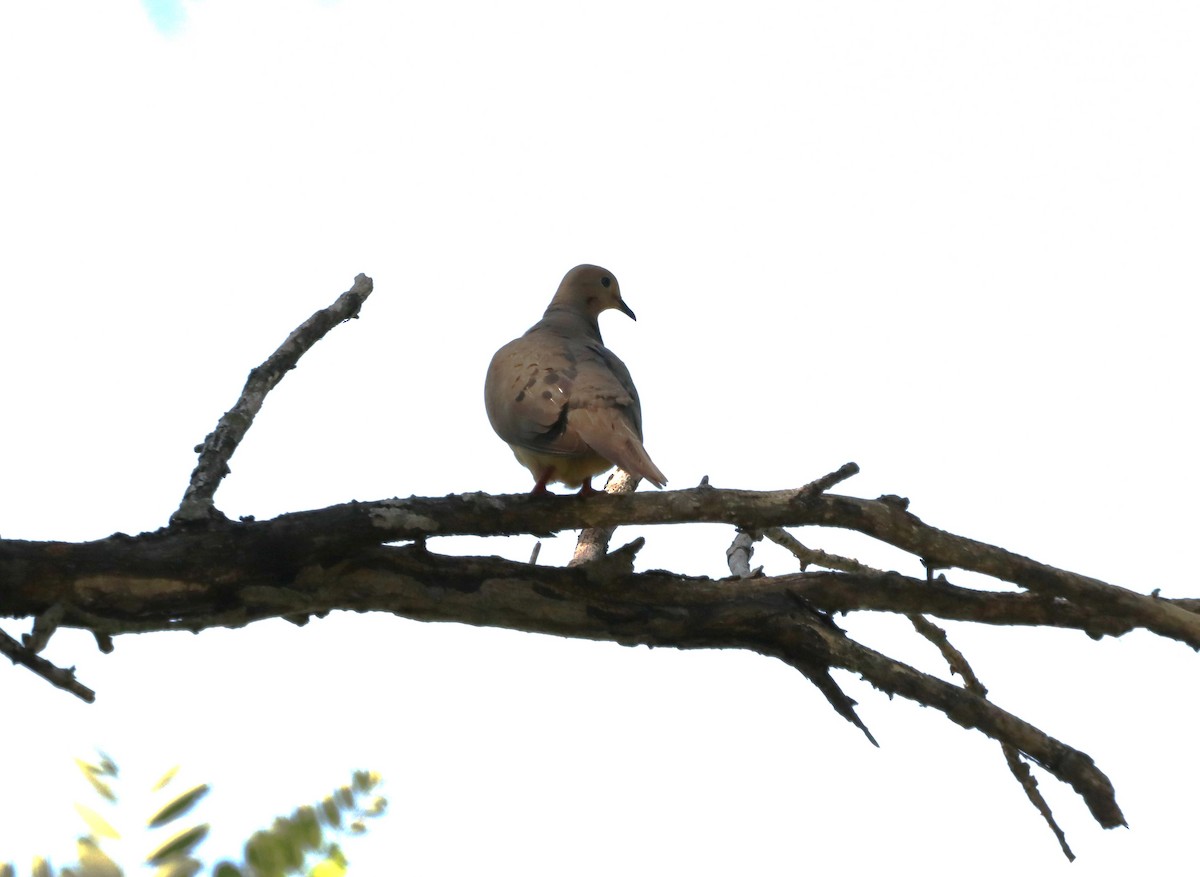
xmin=2 ymin=526 xmax=1133 ymax=828
xmin=151 ymin=484 xmax=1200 ymax=647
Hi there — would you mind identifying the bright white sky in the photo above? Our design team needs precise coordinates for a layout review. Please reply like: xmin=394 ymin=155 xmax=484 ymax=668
xmin=1 ymin=1 xmax=1198 ymax=874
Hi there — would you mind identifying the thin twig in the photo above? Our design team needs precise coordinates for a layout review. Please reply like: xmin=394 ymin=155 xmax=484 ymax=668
xmin=0 ymin=626 xmax=95 ymax=703
xmin=764 ymin=528 xmax=875 ymax=574
xmin=1003 ymin=743 xmax=1076 ymax=860
xmin=908 ymin=614 xmax=1075 ymax=860
xmin=799 ymin=618 xmax=1125 ymax=829
xmin=171 ymin=273 xmax=373 ymax=524
xmin=908 ymin=614 xmax=986 ymax=693
xmin=793 ymin=461 xmax=860 ymax=498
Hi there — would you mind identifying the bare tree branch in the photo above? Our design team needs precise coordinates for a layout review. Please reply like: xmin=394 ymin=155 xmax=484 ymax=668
xmin=171 ymin=273 xmax=374 ymax=525
xmin=0 ymin=625 xmax=95 ymax=703
xmin=2 ymin=270 xmax=1186 ymax=854
xmin=0 ymin=538 xmax=1128 ymax=825
xmin=570 ymin=469 xmax=639 ymax=566
xmin=909 ymin=614 xmax=1075 ymax=860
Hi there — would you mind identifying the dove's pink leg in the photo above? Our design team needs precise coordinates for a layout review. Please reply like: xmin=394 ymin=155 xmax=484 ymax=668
xmin=531 ymin=467 xmax=556 ymax=495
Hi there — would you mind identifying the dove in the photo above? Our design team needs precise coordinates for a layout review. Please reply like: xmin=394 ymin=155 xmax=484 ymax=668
xmin=485 ymin=264 xmax=667 ymax=495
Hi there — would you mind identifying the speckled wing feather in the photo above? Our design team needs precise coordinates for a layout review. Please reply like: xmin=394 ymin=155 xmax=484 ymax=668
xmin=485 ymin=323 xmax=666 ymax=487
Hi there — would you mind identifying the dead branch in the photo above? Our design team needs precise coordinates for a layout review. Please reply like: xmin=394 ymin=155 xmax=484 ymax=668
xmin=171 ymin=273 xmax=373 ymax=525
xmin=8 ymin=270 xmax=1196 ymax=857
xmin=0 ymin=624 xmax=95 ymax=703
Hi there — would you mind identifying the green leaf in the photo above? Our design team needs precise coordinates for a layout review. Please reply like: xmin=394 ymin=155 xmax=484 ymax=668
xmin=245 ymin=830 xmax=285 ymax=877
xmin=334 ymin=787 xmax=354 ymax=809
xmin=74 ymin=803 xmax=121 ymax=840
xmin=275 ymin=824 xmax=306 ymax=872
xmin=319 ymin=798 xmax=341 ymax=828
xmin=350 ymin=771 xmax=378 ymax=794
xmin=366 ymin=796 xmax=387 ymax=816
xmin=288 ymin=806 xmax=322 ymax=852
xmin=212 ymin=863 xmax=243 ymax=877
xmin=32 ymin=857 xmax=53 ymax=877
xmin=148 ymin=784 xmax=210 ymax=828
xmin=146 ymin=825 xmax=209 ymax=865
xmin=152 ymin=766 xmax=180 ymax=791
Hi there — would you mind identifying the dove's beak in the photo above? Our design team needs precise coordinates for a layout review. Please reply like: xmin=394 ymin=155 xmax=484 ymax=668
xmin=617 ymin=300 xmax=637 ymax=321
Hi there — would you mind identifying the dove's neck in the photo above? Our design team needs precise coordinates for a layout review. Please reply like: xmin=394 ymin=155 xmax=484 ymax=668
xmin=538 ymin=304 xmax=604 ymax=344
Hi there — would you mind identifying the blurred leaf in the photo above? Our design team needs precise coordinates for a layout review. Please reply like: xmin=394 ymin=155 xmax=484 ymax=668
xmin=319 ymin=798 xmax=340 ymax=829
xmin=348 ymin=822 xmax=365 ymax=835
xmin=74 ymin=760 xmax=116 ymax=804
xmin=308 ymin=859 xmax=346 ymax=877
xmin=153 ymin=859 xmax=202 ymax=877
xmin=245 ymin=830 xmax=285 ymax=877
xmin=32 ymin=857 xmax=53 ymax=877
xmin=148 ymin=784 xmax=210 ymax=828
xmin=96 ymin=753 xmax=118 ymax=778
xmin=73 ymin=803 xmax=121 ymax=840
xmin=146 ymin=825 xmax=209 ymax=865
xmin=275 ymin=824 xmax=305 ymax=873
xmin=74 ymin=839 xmax=120 ymax=877
xmin=366 ymin=797 xmax=387 ymax=816
xmin=288 ymin=806 xmax=322 ymax=853
xmin=2 ymin=863 xmax=14 ymax=877
xmin=334 ymin=788 xmax=354 ymax=809
xmin=350 ymin=772 xmax=378 ymax=794
xmin=152 ymin=766 xmax=180 ymax=791
xmin=212 ymin=864 xmax=243 ymax=877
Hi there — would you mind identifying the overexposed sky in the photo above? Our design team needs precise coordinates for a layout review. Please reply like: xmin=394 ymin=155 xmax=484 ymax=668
xmin=1 ymin=1 xmax=1198 ymax=873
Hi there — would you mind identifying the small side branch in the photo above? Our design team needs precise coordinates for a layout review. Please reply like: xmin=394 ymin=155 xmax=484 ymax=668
xmin=570 ymin=469 xmax=640 ymax=566
xmin=171 ymin=273 xmax=373 ymax=524
xmin=0 ymin=626 xmax=95 ymax=703
xmin=726 ymin=530 xmax=760 ymax=578
xmin=804 ymin=620 xmax=1125 ymax=830
xmin=909 ymin=615 xmax=1075 ymax=860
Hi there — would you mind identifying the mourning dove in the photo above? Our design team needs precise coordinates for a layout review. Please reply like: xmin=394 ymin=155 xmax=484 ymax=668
xmin=485 ymin=264 xmax=667 ymax=494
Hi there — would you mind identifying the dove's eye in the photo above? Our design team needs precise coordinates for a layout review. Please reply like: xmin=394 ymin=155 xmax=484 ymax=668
xmin=600 ymin=277 xmax=611 ymax=288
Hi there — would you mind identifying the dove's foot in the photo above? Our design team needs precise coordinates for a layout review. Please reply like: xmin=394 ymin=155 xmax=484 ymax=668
xmin=531 ymin=467 xmax=556 ymax=495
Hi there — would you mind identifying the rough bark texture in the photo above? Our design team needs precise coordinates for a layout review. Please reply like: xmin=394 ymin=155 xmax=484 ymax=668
xmin=8 ymin=271 xmax=1193 ymax=857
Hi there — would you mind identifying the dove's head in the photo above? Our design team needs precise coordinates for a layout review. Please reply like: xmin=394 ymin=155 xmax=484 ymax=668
xmin=552 ymin=264 xmax=636 ymax=321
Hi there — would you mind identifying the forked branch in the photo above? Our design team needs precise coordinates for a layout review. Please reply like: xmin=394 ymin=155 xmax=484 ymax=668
xmin=7 ymin=271 xmax=1192 ymax=859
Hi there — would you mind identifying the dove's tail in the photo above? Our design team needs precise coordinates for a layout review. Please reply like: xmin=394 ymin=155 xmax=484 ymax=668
xmin=570 ymin=408 xmax=668 ymax=489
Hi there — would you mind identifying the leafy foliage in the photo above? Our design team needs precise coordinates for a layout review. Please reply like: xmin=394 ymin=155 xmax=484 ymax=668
xmin=3 ymin=758 xmax=386 ymax=877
